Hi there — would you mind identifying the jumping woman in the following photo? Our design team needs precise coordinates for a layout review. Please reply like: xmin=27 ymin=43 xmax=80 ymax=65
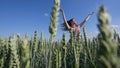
xmin=60 ymin=7 xmax=94 ymax=41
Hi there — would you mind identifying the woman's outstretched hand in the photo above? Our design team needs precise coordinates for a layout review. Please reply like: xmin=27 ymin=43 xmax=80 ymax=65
xmin=89 ymin=12 xmax=94 ymax=15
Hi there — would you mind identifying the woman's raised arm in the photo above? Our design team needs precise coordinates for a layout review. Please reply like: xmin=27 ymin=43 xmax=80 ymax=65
xmin=60 ymin=8 xmax=71 ymax=29
xmin=79 ymin=12 xmax=94 ymax=27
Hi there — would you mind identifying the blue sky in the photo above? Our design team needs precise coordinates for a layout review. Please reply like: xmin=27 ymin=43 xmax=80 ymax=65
xmin=0 ymin=0 xmax=120 ymax=40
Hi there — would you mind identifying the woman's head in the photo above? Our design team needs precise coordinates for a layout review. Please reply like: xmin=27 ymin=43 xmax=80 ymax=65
xmin=61 ymin=18 xmax=77 ymax=31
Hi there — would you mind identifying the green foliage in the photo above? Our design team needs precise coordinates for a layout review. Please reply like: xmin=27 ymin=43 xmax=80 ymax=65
xmin=8 ymin=35 xmax=20 ymax=68
xmin=97 ymin=5 xmax=120 ymax=68
xmin=0 ymin=26 xmax=120 ymax=68
xmin=49 ymin=0 xmax=60 ymax=41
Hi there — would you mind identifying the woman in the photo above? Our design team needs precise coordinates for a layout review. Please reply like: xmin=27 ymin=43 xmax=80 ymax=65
xmin=60 ymin=8 xmax=94 ymax=41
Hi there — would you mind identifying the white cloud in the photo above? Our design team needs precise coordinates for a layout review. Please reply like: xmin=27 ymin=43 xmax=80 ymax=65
xmin=110 ymin=24 xmax=120 ymax=35
xmin=87 ymin=25 xmax=120 ymax=39
xmin=110 ymin=24 xmax=120 ymax=28
xmin=87 ymin=30 xmax=99 ymax=38
xmin=44 ymin=13 xmax=49 ymax=17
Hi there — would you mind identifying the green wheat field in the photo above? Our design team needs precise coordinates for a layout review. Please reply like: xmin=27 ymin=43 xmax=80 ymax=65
xmin=0 ymin=0 xmax=120 ymax=68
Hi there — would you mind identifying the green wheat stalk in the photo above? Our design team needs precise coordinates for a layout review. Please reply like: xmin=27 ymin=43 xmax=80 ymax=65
xmin=97 ymin=5 xmax=120 ymax=68
xmin=48 ymin=0 xmax=60 ymax=68
xmin=20 ymin=33 xmax=30 ymax=68
xmin=9 ymin=35 xmax=20 ymax=68
xmin=49 ymin=0 xmax=60 ymax=41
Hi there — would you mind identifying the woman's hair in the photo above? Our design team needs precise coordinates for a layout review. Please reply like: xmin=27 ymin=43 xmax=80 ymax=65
xmin=61 ymin=18 xmax=76 ymax=31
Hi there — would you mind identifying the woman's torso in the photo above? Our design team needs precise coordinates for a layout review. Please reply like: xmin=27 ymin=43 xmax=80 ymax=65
xmin=69 ymin=26 xmax=80 ymax=40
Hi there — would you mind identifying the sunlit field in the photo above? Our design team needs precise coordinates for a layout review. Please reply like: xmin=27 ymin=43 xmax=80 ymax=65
xmin=0 ymin=0 xmax=120 ymax=68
